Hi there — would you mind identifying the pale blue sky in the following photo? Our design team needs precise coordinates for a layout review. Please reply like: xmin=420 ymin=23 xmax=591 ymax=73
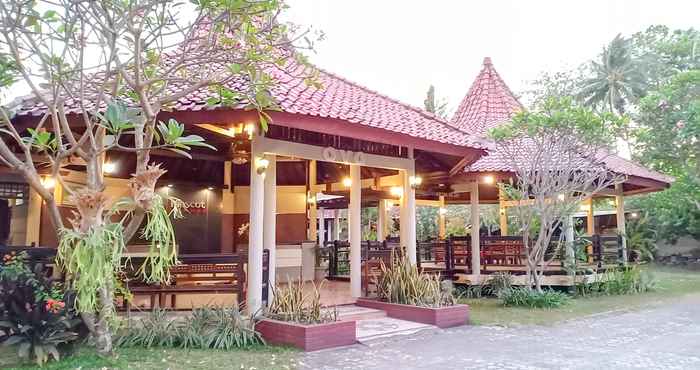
xmin=285 ymin=0 xmax=699 ymax=113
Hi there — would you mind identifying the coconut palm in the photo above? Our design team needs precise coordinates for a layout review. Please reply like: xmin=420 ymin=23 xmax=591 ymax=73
xmin=578 ymin=34 xmax=647 ymax=115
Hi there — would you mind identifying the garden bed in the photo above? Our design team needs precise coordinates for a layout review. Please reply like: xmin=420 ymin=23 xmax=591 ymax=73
xmin=355 ymin=298 xmax=469 ymax=328
xmin=255 ymin=318 xmax=356 ymax=351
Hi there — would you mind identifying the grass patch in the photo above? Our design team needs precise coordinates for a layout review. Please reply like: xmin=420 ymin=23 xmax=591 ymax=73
xmin=461 ymin=266 xmax=700 ymax=327
xmin=0 ymin=344 xmax=299 ymax=370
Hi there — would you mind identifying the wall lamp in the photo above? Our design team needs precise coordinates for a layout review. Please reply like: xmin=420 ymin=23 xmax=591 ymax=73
xmin=390 ymin=186 xmax=403 ymax=197
xmin=439 ymin=207 xmax=448 ymax=215
xmin=103 ymin=162 xmax=117 ymax=174
xmin=409 ymin=175 xmax=423 ymax=189
xmin=255 ymin=157 xmax=270 ymax=175
xmin=342 ymin=177 xmax=352 ymax=187
xmin=482 ymin=175 xmax=495 ymax=184
xmin=244 ymin=123 xmax=256 ymax=139
xmin=41 ymin=176 xmax=56 ymax=189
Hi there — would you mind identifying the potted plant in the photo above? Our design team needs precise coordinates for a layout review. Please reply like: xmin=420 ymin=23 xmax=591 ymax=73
xmin=256 ymin=280 xmax=356 ymax=351
xmin=356 ymin=255 xmax=469 ymax=328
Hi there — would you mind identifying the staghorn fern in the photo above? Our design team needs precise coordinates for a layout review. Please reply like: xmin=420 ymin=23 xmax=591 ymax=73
xmin=57 ymin=223 xmax=125 ymax=314
xmin=137 ymin=195 xmax=185 ymax=283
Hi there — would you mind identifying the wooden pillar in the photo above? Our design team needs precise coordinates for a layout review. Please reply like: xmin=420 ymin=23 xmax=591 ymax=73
xmin=263 ymin=156 xmax=277 ymax=299
xmin=586 ymin=197 xmax=595 ymax=235
xmin=307 ymin=160 xmax=317 ymax=241
xmin=221 ymin=161 xmax=235 ymax=253
xmin=498 ymin=185 xmax=508 ymax=236
xmin=615 ymin=183 xmax=628 ymax=264
xmin=377 ymin=199 xmax=387 ymax=242
xmin=246 ymin=137 xmax=265 ymax=316
xmin=470 ymin=182 xmax=481 ymax=277
xmin=438 ymin=195 xmax=446 ymax=240
xmin=400 ymin=166 xmax=417 ymax=264
xmin=349 ymin=164 xmax=362 ymax=298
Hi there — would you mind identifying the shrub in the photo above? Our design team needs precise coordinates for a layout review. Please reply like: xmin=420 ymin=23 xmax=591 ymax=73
xmin=116 ymin=305 xmax=263 ymax=349
xmin=266 ymin=280 xmax=337 ymax=324
xmin=576 ymin=265 xmax=656 ymax=297
xmin=376 ymin=254 xmax=455 ymax=307
xmin=498 ymin=287 xmax=570 ymax=308
xmin=483 ymin=272 xmax=513 ymax=296
xmin=0 ymin=252 xmax=81 ymax=366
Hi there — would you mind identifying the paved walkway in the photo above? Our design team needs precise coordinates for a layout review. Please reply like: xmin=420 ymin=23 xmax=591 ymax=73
xmin=302 ymin=296 xmax=700 ymax=370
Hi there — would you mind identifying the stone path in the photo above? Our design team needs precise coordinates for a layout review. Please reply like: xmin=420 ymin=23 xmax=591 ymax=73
xmin=302 ymin=295 xmax=700 ymax=369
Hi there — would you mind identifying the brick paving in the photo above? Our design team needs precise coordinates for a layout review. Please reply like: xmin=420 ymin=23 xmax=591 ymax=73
xmin=301 ymin=295 xmax=700 ymax=369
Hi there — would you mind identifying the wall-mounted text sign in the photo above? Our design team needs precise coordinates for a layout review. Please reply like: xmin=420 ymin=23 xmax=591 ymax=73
xmin=322 ymin=147 xmax=365 ymax=165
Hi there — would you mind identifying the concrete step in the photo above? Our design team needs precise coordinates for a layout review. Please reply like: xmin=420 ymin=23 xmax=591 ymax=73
xmin=355 ymin=317 xmax=437 ymax=343
xmin=334 ymin=304 xmax=387 ymax=321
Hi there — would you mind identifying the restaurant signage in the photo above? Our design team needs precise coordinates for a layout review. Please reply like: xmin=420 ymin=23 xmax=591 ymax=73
xmin=322 ymin=147 xmax=365 ymax=165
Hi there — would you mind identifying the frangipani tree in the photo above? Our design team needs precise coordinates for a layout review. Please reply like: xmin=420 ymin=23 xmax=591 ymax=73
xmin=490 ymin=98 xmax=626 ymax=291
xmin=0 ymin=0 xmax=316 ymax=355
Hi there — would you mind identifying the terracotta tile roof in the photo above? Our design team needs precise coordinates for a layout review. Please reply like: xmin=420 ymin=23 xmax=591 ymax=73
xmin=9 ymin=61 xmax=488 ymax=151
xmin=450 ymin=57 xmax=524 ymax=136
xmin=456 ymin=57 xmax=672 ymax=187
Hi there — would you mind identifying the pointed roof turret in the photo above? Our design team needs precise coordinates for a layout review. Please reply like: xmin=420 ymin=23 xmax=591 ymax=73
xmin=450 ymin=57 xmax=524 ymax=136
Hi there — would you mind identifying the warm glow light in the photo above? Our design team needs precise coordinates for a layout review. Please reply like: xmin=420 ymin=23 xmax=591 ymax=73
xmin=630 ymin=212 xmax=639 ymax=218
xmin=255 ymin=157 xmax=270 ymax=175
xmin=244 ymin=123 xmax=255 ymax=139
xmin=207 ymin=186 xmax=214 ymax=191
xmin=439 ymin=207 xmax=448 ymax=215
xmin=41 ymin=177 xmax=56 ymax=189
xmin=409 ymin=175 xmax=423 ymax=189
xmin=103 ymin=162 xmax=117 ymax=174
xmin=482 ymin=175 xmax=495 ymax=184
xmin=557 ymin=194 xmax=566 ymax=201
xmin=390 ymin=186 xmax=403 ymax=197
xmin=167 ymin=184 xmax=174 ymax=188
xmin=342 ymin=177 xmax=352 ymax=187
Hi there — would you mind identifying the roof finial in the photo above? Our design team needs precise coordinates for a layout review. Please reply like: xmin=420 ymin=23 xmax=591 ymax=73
xmin=483 ymin=57 xmax=493 ymax=66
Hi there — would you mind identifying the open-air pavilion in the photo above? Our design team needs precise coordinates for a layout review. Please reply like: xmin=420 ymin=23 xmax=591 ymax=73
xmin=1 ymin=58 xmax=671 ymax=311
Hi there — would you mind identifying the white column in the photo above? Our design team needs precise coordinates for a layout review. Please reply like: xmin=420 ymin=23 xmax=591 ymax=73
xmin=263 ymin=155 xmax=277 ymax=301
xmin=377 ymin=199 xmax=386 ymax=242
xmin=318 ymin=207 xmax=325 ymax=246
xmin=247 ymin=137 xmax=265 ymax=315
xmin=349 ymin=164 xmax=362 ymax=298
xmin=615 ymin=183 xmax=628 ymax=264
xmin=333 ymin=210 xmax=341 ymax=241
xmin=470 ymin=182 xmax=481 ymax=277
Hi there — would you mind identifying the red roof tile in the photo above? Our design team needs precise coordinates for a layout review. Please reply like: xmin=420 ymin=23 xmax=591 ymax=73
xmin=456 ymin=57 xmax=672 ymax=187
xmin=9 ymin=61 xmax=488 ymax=152
xmin=450 ymin=57 xmax=524 ymax=136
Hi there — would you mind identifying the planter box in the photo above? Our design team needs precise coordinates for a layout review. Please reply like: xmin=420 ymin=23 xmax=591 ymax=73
xmin=256 ymin=318 xmax=356 ymax=351
xmin=355 ymin=298 xmax=469 ymax=328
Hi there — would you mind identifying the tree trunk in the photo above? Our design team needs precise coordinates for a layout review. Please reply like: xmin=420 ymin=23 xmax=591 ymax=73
xmin=95 ymin=282 xmax=115 ymax=356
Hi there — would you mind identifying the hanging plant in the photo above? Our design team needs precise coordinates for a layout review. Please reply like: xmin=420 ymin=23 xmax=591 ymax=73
xmin=137 ymin=195 xmax=185 ymax=283
xmin=57 ymin=223 xmax=125 ymax=313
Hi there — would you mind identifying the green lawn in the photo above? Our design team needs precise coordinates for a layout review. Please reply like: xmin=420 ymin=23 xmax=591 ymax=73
xmin=0 ymin=345 xmax=299 ymax=370
xmin=461 ymin=266 xmax=700 ymax=326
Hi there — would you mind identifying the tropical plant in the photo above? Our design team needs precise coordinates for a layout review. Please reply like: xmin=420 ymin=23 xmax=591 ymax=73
xmin=266 ymin=280 xmax=337 ymax=324
xmin=497 ymin=287 xmax=570 ymax=308
xmin=625 ymin=214 xmax=658 ymax=262
xmin=575 ymin=265 xmax=656 ymax=297
xmin=376 ymin=253 xmax=455 ymax=307
xmin=116 ymin=306 xmax=262 ymax=349
xmin=578 ymin=34 xmax=647 ymax=115
xmin=0 ymin=0 xmax=317 ymax=356
xmin=0 ymin=253 xmax=82 ymax=366
xmin=490 ymin=98 xmax=626 ymax=292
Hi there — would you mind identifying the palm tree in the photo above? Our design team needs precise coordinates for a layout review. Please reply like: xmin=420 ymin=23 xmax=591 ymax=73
xmin=578 ymin=34 xmax=646 ymax=115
